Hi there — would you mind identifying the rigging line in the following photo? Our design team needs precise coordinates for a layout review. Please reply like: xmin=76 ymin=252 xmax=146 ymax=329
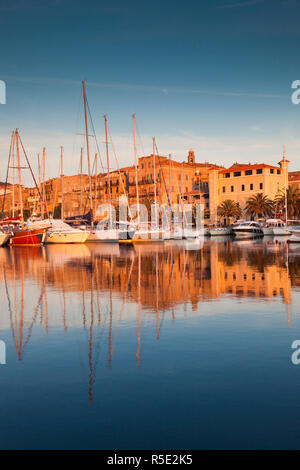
xmin=1 ymin=131 xmax=13 ymax=218
xmin=85 ymin=97 xmax=105 ymax=172
xmin=155 ymin=142 xmax=172 ymax=209
xmin=18 ymin=131 xmax=50 ymax=219
xmin=71 ymin=86 xmax=85 ymax=176
xmin=171 ymin=158 xmax=187 ymax=225
xmin=107 ymin=122 xmax=133 ymax=221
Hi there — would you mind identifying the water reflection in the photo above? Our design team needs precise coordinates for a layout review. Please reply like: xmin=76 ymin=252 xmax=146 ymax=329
xmin=0 ymin=238 xmax=298 ymax=404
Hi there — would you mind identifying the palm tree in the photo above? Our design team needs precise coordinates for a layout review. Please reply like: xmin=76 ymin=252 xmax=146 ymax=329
xmin=217 ymin=199 xmax=242 ymax=224
xmin=244 ymin=193 xmax=273 ymax=219
xmin=275 ymin=185 xmax=300 ymax=220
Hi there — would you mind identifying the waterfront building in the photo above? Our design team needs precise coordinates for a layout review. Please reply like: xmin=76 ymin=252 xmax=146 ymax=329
xmin=0 ymin=148 xmax=294 ymax=223
xmin=208 ymin=156 xmax=289 ymax=223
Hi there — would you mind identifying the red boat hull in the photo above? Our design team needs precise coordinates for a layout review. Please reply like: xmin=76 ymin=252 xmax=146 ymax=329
xmin=10 ymin=228 xmax=47 ymax=246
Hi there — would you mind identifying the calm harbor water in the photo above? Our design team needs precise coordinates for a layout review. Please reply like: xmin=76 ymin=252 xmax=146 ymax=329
xmin=0 ymin=237 xmax=300 ymax=449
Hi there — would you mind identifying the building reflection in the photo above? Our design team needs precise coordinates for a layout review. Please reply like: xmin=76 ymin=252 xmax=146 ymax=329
xmin=0 ymin=238 xmax=297 ymax=401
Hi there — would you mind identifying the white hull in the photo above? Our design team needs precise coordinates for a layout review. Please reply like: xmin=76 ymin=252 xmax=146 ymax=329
xmin=233 ymin=232 xmax=263 ymax=239
xmin=46 ymin=230 xmax=89 ymax=244
xmin=262 ymin=227 xmax=273 ymax=236
xmin=272 ymin=227 xmax=291 ymax=236
xmin=209 ymin=228 xmax=232 ymax=236
xmin=173 ymin=227 xmax=204 ymax=239
xmin=0 ymin=233 xmax=11 ymax=246
xmin=263 ymin=227 xmax=291 ymax=236
xmin=87 ymin=229 xmax=118 ymax=243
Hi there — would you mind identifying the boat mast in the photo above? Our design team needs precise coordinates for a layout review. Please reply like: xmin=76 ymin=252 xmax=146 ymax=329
xmin=60 ymin=146 xmax=64 ymax=221
xmin=169 ymin=154 xmax=171 ymax=203
xmin=37 ymin=153 xmax=41 ymax=217
xmin=42 ymin=147 xmax=46 ymax=219
xmin=94 ymin=153 xmax=98 ymax=217
xmin=283 ymin=145 xmax=288 ymax=225
xmin=153 ymin=137 xmax=157 ymax=225
xmin=133 ymin=114 xmax=140 ymax=225
xmin=104 ymin=115 xmax=112 ymax=227
xmin=80 ymin=147 xmax=83 ymax=216
xmin=82 ymin=80 xmax=94 ymax=228
xmin=11 ymin=131 xmax=15 ymax=218
xmin=15 ymin=130 xmax=24 ymax=224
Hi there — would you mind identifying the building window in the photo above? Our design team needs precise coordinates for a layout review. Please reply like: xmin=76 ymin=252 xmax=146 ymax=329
xmin=270 ymin=169 xmax=274 ymax=174
xmin=260 ymin=183 xmax=263 ymax=190
xmin=225 ymin=173 xmax=230 ymax=178
xmin=277 ymin=170 xmax=281 ymax=175
xmin=256 ymin=168 xmax=263 ymax=174
xmin=141 ymin=164 xmax=144 ymax=169
xmin=241 ymin=184 xmax=245 ymax=191
xmin=250 ymin=183 xmax=253 ymax=190
xmin=234 ymin=171 xmax=241 ymax=177
xmin=231 ymin=185 xmax=234 ymax=192
xmin=245 ymin=170 xmax=252 ymax=176
xmin=222 ymin=186 xmax=225 ymax=193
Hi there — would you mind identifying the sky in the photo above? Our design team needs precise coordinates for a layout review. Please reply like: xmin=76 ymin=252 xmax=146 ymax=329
xmin=0 ymin=0 xmax=300 ymax=184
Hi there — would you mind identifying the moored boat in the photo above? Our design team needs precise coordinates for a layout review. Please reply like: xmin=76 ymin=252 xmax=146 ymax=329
xmin=0 ymin=231 xmax=11 ymax=246
xmin=209 ymin=227 xmax=232 ymax=236
xmin=232 ymin=221 xmax=264 ymax=239
xmin=10 ymin=227 xmax=47 ymax=246
xmin=45 ymin=220 xmax=89 ymax=244
xmin=262 ymin=219 xmax=291 ymax=236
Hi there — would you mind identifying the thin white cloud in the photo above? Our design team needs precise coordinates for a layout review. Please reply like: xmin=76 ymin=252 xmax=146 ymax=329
xmin=0 ymin=130 xmax=299 ymax=187
xmin=2 ymin=75 xmax=285 ymax=99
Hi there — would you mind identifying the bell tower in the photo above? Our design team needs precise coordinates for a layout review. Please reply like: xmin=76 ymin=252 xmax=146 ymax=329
xmin=188 ymin=148 xmax=195 ymax=165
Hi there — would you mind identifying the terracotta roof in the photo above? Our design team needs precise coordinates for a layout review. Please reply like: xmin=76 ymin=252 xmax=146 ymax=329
xmin=219 ymin=163 xmax=280 ymax=174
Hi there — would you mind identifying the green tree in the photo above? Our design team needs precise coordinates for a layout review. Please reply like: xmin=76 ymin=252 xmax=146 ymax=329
xmin=244 ymin=193 xmax=273 ymax=219
xmin=275 ymin=185 xmax=300 ymax=220
xmin=217 ymin=199 xmax=242 ymax=224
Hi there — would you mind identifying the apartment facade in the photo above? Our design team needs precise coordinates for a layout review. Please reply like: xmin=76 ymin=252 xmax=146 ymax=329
xmin=209 ymin=157 xmax=289 ymax=222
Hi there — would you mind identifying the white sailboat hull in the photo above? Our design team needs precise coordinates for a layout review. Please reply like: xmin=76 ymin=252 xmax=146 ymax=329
xmin=87 ymin=229 xmax=119 ymax=243
xmin=173 ymin=227 xmax=204 ymax=239
xmin=0 ymin=233 xmax=11 ymax=246
xmin=46 ymin=230 xmax=89 ymax=244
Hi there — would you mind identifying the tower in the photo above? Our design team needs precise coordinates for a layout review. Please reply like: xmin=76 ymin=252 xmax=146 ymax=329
xmin=187 ymin=149 xmax=195 ymax=165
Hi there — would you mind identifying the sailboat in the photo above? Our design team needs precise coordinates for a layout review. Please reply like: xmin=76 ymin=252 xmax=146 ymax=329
xmin=44 ymin=146 xmax=90 ymax=244
xmin=0 ymin=229 xmax=11 ymax=246
xmin=127 ymin=121 xmax=165 ymax=243
xmin=6 ymin=130 xmax=49 ymax=246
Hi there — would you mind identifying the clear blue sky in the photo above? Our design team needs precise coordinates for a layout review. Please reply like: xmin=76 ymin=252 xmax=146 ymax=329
xmin=0 ymin=0 xmax=300 ymax=183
